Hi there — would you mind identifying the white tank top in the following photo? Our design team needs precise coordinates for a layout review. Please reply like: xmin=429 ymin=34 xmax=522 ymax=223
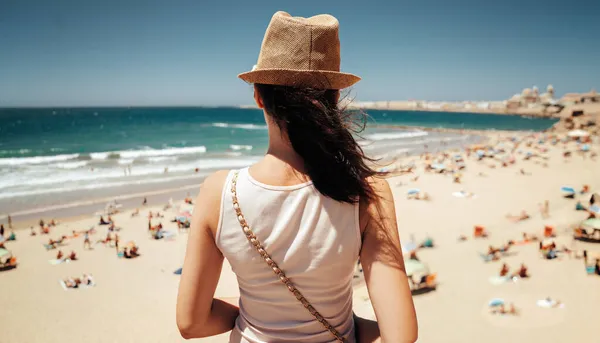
xmin=216 ymin=168 xmax=361 ymax=343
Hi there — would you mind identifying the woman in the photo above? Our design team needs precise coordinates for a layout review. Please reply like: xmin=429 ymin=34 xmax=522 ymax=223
xmin=177 ymin=11 xmax=417 ymax=343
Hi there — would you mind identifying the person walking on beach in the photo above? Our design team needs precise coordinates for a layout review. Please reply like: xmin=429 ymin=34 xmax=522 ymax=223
xmin=83 ymin=231 xmax=91 ymax=250
xmin=7 ymin=215 xmax=12 ymax=229
xmin=176 ymin=12 xmax=417 ymax=343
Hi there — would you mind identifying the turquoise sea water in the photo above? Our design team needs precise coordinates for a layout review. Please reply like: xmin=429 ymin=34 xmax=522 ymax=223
xmin=0 ymin=107 xmax=557 ymax=215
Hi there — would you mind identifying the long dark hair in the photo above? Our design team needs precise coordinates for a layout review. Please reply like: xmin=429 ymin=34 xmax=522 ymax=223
xmin=255 ymin=83 xmax=381 ymax=204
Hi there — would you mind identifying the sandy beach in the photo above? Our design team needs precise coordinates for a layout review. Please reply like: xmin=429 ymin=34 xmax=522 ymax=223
xmin=1 ymin=130 xmax=599 ymax=343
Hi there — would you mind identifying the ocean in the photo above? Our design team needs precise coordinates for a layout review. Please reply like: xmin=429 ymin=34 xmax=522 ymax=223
xmin=0 ymin=107 xmax=558 ymax=219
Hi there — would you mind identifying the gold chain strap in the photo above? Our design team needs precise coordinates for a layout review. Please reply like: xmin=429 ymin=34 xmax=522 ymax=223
xmin=230 ymin=171 xmax=346 ymax=342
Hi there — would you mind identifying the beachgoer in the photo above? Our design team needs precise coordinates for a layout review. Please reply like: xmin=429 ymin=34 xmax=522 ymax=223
xmin=56 ymin=250 xmax=64 ymax=260
xmin=176 ymin=12 xmax=416 ymax=342
xmin=7 ymin=215 xmax=11 ymax=229
xmin=0 ymin=224 xmax=4 ymax=237
xmin=143 ymin=197 xmax=147 ymax=206
xmin=500 ymin=263 xmax=509 ymax=277
xmin=30 ymin=227 xmax=36 ymax=236
xmin=69 ymin=251 xmax=77 ymax=260
xmin=84 ymin=232 xmax=91 ymax=250
xmin=39 ymin=219 xmax=44 ymax=228
xmin=115 ymin=234 xmax=119 ymax=252
xmin=514 ymin=264 xmax=529 ymax=278
xmin=506 ymin=210 xmax=530 ymax=223
xmin=8 ymin=231 xmax=15 ymax=241
xmin=131 ymin=208 xmax=140 ymax=217
xmin=99 ymin=216 xmax=109 ymax=225
xmin=595 ymin=259 xmax=600 ymax=276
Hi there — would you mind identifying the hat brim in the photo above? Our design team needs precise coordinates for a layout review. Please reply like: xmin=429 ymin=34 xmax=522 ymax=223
xmin=238 ymin=68 xmax=360 ymax=90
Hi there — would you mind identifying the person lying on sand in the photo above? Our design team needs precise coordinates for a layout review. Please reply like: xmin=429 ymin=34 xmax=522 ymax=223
xmin=99 ymin=216 xmax=110 ymax=225
xmin=486 ymin=246 xmax=500 ymax=261
xmin=63 ymin=277 xmax=81 ymax=289
xmin=491 ymin=303 xmax=518 ymax=315
xmin=56 ymin=250 xmax=64 ymax=260
xmin=506 ymin=211 xmax=530 ymax=223
xmin=522 ymin=232 xmax=539 ymax=243
xmin=69 ymin=251 xmax=77 ymax=261
xmin=499 ymin=263 xmax=510 ymax=277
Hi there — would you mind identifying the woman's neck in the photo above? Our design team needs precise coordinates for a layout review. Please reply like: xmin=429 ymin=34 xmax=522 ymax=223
xmin=260 ymin=121 xmax=308 ymax=179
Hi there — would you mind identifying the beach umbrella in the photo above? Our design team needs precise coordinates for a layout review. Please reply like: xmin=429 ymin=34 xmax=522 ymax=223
xmin=568 ymin=129 xmax=590 ymax=138
xmin=431 ymin=163 xmax=446 ymax=171
xmin=407 ymin=188 xmax=420 ymax=195
xmin=174 ymin=268 xmax=183 ymax=275
xmin=561 ymin=187 xmax=576 ymax=194
xmin=581 ymin=218 xmax=600 ymax=230
xmin=488 ymin=298 xmax=505 ymax=307
xmin=402 ymin=242 xmax=418 ymax=253
xmin=404 ymin=259 xmax=429 ymax=277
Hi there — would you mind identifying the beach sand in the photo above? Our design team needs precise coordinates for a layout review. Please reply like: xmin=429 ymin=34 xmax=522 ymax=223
xmin=1 ymin=132 xmax=599 ymax=342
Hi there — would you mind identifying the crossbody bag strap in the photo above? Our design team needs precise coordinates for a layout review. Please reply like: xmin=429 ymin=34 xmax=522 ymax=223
xmin=230 ymin=171 xmax=346 ymax=342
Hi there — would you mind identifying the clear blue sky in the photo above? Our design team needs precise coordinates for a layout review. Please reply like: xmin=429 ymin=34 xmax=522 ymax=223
xmin=1 ymin=0 xmax=599 ymax=107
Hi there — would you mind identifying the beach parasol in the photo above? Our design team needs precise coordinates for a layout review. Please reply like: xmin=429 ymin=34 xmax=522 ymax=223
xmin=431 ymin=163 xmax=446 ymax=171
xmin=561 ymin=186 xmax=575 ymax=194
xmin=488 ymin=298 xmax=505 ymax=307
xmin=402 ymin=242 xmax=418 ymax=253
xmin=404 ymin=259 xmax=429 ymax=277
xmin=407 ymin=188 xmax=420 ymax=195
xmin=174 ymin=267 xmax=183 ymax=275
xmin=581 ymin=218 xmax=600 ymax=230
xmin=0 ymin=248 xmax=12 ymax=264
xmin=568 ymin=129 xmax=590 ymax=138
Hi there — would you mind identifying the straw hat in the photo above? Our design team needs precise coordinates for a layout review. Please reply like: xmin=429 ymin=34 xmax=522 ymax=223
xmin=238 ymin=11 xmax=360 ymax=90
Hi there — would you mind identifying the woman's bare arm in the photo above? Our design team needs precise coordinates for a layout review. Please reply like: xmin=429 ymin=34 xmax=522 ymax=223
xmin=176 ymin=170 xmax=239 ymax=339
xmin=359 ymin=177 xmax=418 ymax=343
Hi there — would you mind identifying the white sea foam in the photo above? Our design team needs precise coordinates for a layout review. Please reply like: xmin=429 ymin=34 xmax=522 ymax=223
xmin=0 ymin=156 xmax=259 ymax=190
xmin=54 ymin=161 xmax=88 ymax=169
xmin=0 ymin=174 xmax=208 ymax=200
xmin=363 ymin=131 xmax=428 ymax=141
xmin=211 ymin=122 xmax=267 ymax=130
xmin=90 ymin=152 xmax=110 ymax=160
xmin=118 ymin=159 xmax=135 ymax=165
xmin=148 ymin=156 xmax=178 ymax=162
xmin=0 ymin=153 xmax=79 ymax=166
xmin=230 ymin=144 xmax=253 ymax=151
xmin=119 ymin=146 xmax=207 ymax=158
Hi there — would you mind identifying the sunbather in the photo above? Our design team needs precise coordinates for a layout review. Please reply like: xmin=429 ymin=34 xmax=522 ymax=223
xmin=506 ymin=211 xmax=530 ymax=223
xmin=499 ymin=263 xmax=509 ymax=277
xmin=56 ymin=250 xmax=64 ymax=260
xmin=69 ymin=251 xmax=77 ymax=261
xmin=99 ymin=216 xmax=110 ymax=225
xmin=512 ymin=264 xmax=529 ymax=278
xmin=522 ymin=232 xmax=539 ymax=242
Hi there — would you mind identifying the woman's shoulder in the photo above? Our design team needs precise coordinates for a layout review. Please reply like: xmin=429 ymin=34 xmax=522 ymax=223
xmin=197 ymin=170 xmax=232 ymax=201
